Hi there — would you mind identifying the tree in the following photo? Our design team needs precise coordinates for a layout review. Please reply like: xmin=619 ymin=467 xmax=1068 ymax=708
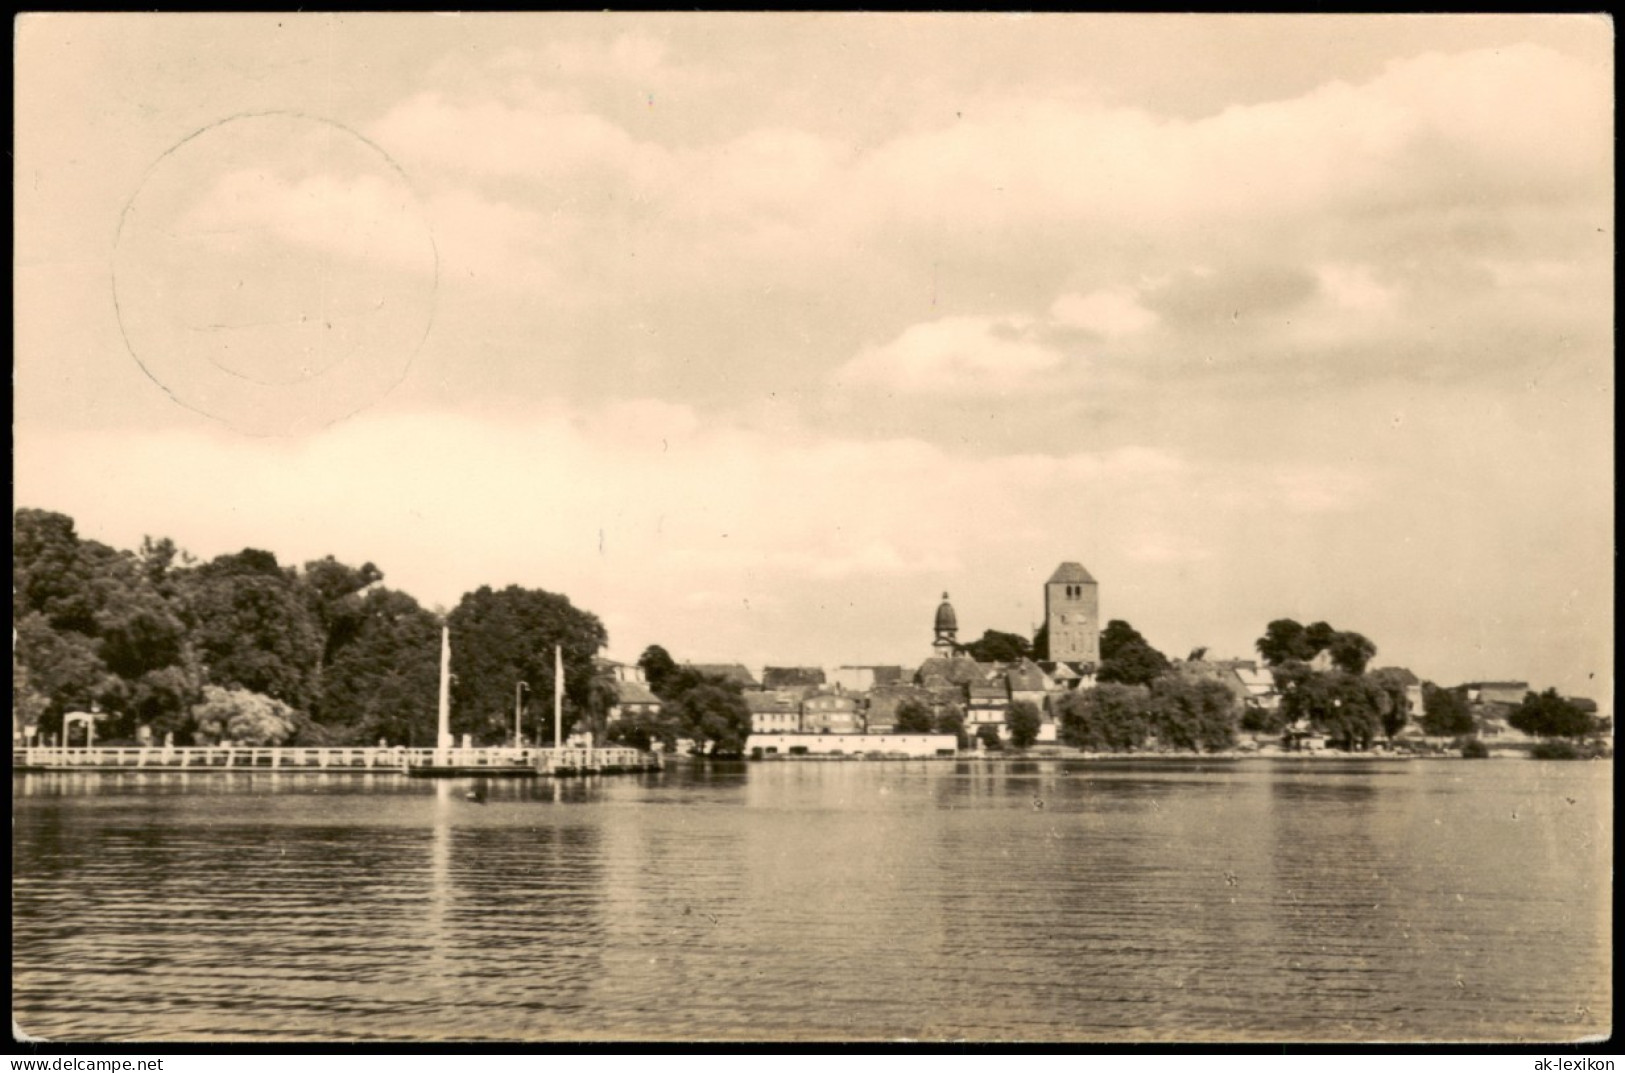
xmin=960 ymin=629 xmax=1033 ymax=663
xmin=1508 ymin=689 xmax=1596 ymax=739
xmin=1256 ymin=619 xmax=1315 ymax=666
xmin=126 ymin=662 xmax=205 ymax=742
xmin=1150 ymin=676 xmax=1239 ymax=753
xmin=581 ymin=673 xmax=621 ymax=747
xmin=1096 ymin=620 xmax=1170 ymax=686
xmin=1006 ymin=700 xmax=1043 ymax=749
xmin=975 ymin=724 xmax=1003 ymax=751
xmin=1269 ymin=658 xmax=1314 ymax=697
xmin=1031 ymin=622 xmax=1049 ymax=661
xmin=12 ymin=657 xmax=52 ymax=739
xmin=893 ymin=698 xmax=936 ymax=733
xmin=934 ymin=703 xmax=967 ymax=749
xmin=1367 ymin=668 xmax=1414 ymax=740
xmin=191 ymin=685 xmax=296 ymax=745
xmin=447 ymin=585 xmax=608 ymax=745
xmin=1240 ymin=704 xmax=1290 ymax=735
xmin=606 ymin=706 xmax=679 ymax=752
xmin=299 ymin=555 xmax=384 ymax=691
xmin=1304 ymin=621 xmax=1339 ymax=656
xmin=1327 ymin=631 xmax=1377 ymax=676
xmin=94 ymin=585 xmax=186 ymax=682
xmin=1100 ymin=620 xmax=1146 ymax=662
xmin=13 ymin=612 xmax=117 ymax=739
xmin=316 ymin=587 xmax=442 ymax=745
xmin=670 ymin=684 xmax=752 ymax=756
xmin=638 ymin=644 xmax=680 ymax=698
xmin=1056 ymin=684 xmax=1154 ymax=752
xmin=178 ymin=549 xmax=325 ymax=711
xmin=13 ymin=509 xmax=100 ymax=631
xmin=1280 ymin=670 xmax=1385 ymax=750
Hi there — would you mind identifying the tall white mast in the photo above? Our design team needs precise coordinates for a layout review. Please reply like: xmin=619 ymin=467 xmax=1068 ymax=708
xmin=553 ymin=644 xmax=564 ymax=750
xmin=437 ymin=625 xmax=452 ymax=751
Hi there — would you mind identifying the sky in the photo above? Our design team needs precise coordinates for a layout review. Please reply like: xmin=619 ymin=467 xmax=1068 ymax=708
xmin=13 ymin=14 xmax=1614 ymax=704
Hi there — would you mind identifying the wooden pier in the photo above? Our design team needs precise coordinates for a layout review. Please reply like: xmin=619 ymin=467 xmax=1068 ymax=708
xmin=11 ymin=745 xmax=660 ymax=777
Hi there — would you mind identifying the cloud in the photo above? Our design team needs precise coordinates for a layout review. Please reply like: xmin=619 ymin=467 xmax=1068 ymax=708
xmin=370 ymin=92 xmax=647 ymax=182
xmin=180 ymin=168 xmax=436 ymax=273
xmin=351 ymin=40 xmax=1609 ymax=410
xmin=834 ymin=315 xmax=1074 ymax=396
xmin=1049 ymin=286 xmax=1159 ymax=338
xmin=1314 ymin=263 xmax=1398 ymax=313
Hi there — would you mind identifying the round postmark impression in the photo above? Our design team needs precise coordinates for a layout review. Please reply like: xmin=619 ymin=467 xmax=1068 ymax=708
xmin=112 ymin=112 xmax=438 ymax=436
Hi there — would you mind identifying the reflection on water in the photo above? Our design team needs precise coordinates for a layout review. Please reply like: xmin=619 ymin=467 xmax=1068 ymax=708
xmin=12 ymin=761 xmax=1611 ymax=1042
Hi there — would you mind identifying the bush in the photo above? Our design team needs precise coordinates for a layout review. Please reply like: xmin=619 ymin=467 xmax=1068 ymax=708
xmin=1531 ymin=740 xmax=1581 ymax=760
xmin=975 ymin=725 xmax=1003 ymax=751
xmin=1458 ymin=737 xmax=1489 ymax=759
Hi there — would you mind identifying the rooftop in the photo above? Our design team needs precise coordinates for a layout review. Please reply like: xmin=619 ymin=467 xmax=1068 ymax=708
xmin=1048 ymin=562 xmax=1097 ymax=584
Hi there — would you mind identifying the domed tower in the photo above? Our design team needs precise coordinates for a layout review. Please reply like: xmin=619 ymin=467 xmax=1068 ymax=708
xmin=1045 ymin=562 xmax=1099 ymax=667
xmin=932 ymin=592 xmax=959 ymax=658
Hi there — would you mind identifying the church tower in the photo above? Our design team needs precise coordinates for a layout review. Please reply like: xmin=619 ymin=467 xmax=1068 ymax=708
xmin=1045 ymin=563 xmax=1099 ymax=667
xmin=932 ymin=592 xmax=958 ymax=658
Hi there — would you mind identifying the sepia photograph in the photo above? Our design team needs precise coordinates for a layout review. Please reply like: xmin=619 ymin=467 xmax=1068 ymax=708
xmin=11 ymin=13 xmax=1613 ymax=1045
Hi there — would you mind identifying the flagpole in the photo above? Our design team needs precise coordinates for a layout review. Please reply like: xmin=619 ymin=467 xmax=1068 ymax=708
xmin=554 ymin=644 xmax=564 ymax=752
xmin=437 ymin=626 xmax=452 ymax=759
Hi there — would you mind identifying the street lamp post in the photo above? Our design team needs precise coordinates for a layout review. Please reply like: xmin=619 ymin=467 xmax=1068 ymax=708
xmin=514 ymin=681 xmax=529 ymax=748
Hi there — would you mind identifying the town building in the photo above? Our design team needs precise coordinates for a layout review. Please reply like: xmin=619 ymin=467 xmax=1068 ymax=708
xmin=1465 ymin=681 xmax=1530 ymax=707
xmin=864 ymin=683 xmax=938 ymax=733
xmin=762 ymin=666 xmax=826 ymax=694
xmin=802 ymin=688 xmax=863 ymax=734
xmin=744 ymin=690 xmax=803 ymax=735
xmin=828 ymin=665 xmax=906 ymax=693
xmin=595 ymin=658 xmax=663 ymax=727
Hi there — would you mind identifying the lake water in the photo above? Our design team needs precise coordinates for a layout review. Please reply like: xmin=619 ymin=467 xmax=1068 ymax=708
xmin=11 ymin=758 xmax=1612 ymax=1043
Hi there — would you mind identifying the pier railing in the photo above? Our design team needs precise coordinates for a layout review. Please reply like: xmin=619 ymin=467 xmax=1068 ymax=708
xmin=12 ymin=744 xmax=657 ymax=774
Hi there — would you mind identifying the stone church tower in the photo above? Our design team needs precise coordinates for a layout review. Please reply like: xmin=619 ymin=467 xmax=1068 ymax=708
xmin=1045 ymin=563 xmax=1099 ymax=667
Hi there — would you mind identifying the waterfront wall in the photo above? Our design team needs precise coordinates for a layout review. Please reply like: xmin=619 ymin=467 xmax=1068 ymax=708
xmin=748 ymin=733 xmax=959 ymax=758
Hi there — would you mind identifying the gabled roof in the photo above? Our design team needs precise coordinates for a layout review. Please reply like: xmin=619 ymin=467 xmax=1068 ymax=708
xmin=1048 ymin=562 xmax=1096 ymax=584
xmin=1231 ymin=666 xmax=1276 ymax=691
xmin=967 ymin=684 xmax=1009 ymax=702
xmin=613 ymin=680 xmax=661 ymax=706
xmin=1007 ymin=659 xmax=1049 ymax=692
xmin=763 ymin=666 xmax=826 ymax=689
xmin=870 ymin=666 xmax=905 ymax=686
xmin=743 ymin=691 xmax=800 ymax=714
xmin=916 ymin=657 xmax=994 ymax=687
xmin=1038 ymin=660 xmax=1084 ymax=680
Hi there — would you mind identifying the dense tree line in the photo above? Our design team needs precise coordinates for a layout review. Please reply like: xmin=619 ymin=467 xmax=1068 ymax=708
xmin=1252 ymin=617 xmax=1422 ymax=748
xmin=958 ymin=628 xmax=1033 ymax=663
xmin=13 ymin=508 xmax=607 ymax=748
xmin=611 ymin=644 xmax=753 ymax=757
xmin=892 ymin=696 xmax=969 ymax=748
xmin=1508 ymin=689 xmax=1599 ymax=740
xmin=1055 ymin=677 xmax=1238 ymax=753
